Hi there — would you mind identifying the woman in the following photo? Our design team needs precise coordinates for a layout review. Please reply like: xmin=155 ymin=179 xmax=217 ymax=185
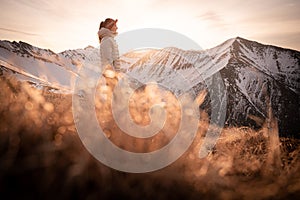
xmin=98 ymin=18 xmax=120 ymax=71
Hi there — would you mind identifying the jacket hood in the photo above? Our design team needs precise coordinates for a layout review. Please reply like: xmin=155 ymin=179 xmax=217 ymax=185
xmin=98 ymin=28 xmax=117 ymax=40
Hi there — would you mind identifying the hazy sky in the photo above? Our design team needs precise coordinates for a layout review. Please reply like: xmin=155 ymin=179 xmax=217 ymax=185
xmin=0 ymin=0 xmax=299 ymax=53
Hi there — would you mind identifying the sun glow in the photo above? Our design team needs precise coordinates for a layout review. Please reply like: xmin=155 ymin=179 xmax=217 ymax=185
xmin=0 ymin=1 xmax=299 ymax=52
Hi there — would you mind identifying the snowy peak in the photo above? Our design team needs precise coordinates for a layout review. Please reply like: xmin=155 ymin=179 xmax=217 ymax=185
xmin=0 ymin=40 xmax=60 ymax=64
xmin=59 ymin=45 xmax=99 ymax=62
xmin=121 ymin=36 xmax=299 ymax=96
xmin=0 ymin=40 xmax=102 ymax=93
xmin=225 ymin=37 xmax=300 ymax=93
xmin=0 ymin=40 xmax=77 ymax=92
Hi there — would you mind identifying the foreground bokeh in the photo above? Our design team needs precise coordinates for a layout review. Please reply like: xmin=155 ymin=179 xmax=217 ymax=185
xmin=0 ymin=73 xmax=299 ymax=200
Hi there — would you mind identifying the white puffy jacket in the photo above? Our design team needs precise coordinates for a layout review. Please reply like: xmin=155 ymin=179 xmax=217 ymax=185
xmin=98 ymin=28 xmax=120 ymax=70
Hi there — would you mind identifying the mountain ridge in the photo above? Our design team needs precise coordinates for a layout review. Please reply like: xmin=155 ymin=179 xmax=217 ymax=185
xmin=0 ymin=37 xmax=299 ymax=137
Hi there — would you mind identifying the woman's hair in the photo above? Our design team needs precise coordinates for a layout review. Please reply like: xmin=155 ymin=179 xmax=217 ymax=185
xmin=99 ymin=18 xmax=117 ymax=30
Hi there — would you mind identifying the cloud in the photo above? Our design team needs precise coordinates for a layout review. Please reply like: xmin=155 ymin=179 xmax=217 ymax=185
xmin=197 ymin=11 xmax=221 ymax=21
xmin=0 ymin=27 xmax=39 ymax=36
xmin=197 ymin=11 xmax=229 ymax=29
xmin=13 ymin=0 xmax=52 ymax=11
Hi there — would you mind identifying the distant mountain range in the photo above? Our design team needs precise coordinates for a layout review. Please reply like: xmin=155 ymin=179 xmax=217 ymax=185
xmin=0 ymin=37 xmax=299 ymax=137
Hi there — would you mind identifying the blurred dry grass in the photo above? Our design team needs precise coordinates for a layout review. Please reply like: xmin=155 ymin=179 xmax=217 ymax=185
xmin=0 ymin=73 xmax=299 ymax=200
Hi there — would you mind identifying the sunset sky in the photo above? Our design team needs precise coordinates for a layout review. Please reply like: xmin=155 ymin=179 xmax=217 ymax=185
xmin=0 ymin=0 xmax=299 ymax=53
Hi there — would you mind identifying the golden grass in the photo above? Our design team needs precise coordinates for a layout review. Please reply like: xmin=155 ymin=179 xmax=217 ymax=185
xmin=0 ymin=73 xmax=299 ymax=199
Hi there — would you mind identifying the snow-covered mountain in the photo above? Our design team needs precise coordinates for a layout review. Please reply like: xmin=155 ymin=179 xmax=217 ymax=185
xmin=0 ymin=37 xmax=299 ymax=137
xmin=0 ymin=40 xmax=100 ymax=92
xmin=123 ymin=37 xmax=300 ymax=137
